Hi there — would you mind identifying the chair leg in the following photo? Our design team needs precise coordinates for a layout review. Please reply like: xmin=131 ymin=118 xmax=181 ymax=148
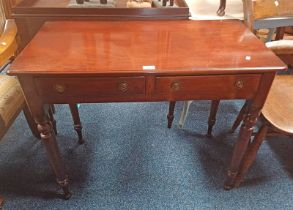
xmin=233 ymin=123 xmax=268 ymax=187
xmin=231 ymin=100 xmax=250 ymax=133
xmin=207 ymin=100 xmax=220 ymax=137
xmin=22 ymin=103 xmax=40 ymax=139
xmin=48 ymin=106 xmax=57 ymax=135
xmin=217 ymin=0 xmax=226 ymax=16
xmin=167 ymin=101 xmax=176 ymax=128
xmin=178 ymin=100 xmax=193 ymax=128
xmin=69 ymin=103 xmax=84 ymax=144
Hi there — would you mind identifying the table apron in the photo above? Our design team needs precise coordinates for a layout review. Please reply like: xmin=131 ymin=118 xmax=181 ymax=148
xmin=33 ymin=74 xmax=262 ymax=103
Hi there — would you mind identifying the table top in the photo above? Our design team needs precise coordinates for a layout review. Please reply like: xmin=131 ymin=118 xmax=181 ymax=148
xmin=8 ymin=20 xmax=286 ymax=76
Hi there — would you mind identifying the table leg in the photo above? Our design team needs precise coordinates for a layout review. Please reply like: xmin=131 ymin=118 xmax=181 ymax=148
xmin=18 ymin=76 xmax=71 ymax=199
xmin=224 ymin=73 xmax=275 ymax=189
xmin=48 ymin=105 xmax=57 ymax=135
xmin=167 ymin=101 xmax=176 ymax=128
xmin=231 ymin=100 xmax=250 ymax=133
xmin=69 ymin=103 xmax=84 ymax=144
xmin=224 ymin=104 xmax=260 ymax=189
xmin=38 ymin=118 xmax=71 ymax=199
xmin=207 ymin=100 xmax=220 ymax=137
xmin=233 ymin=123 xmax=268 ymax=187
xmin=217 ymin=0 xmax=226 ymax=16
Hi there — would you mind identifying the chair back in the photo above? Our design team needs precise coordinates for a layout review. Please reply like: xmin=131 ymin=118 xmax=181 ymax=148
xmin=243 ymin=0 xmax=293 ymax=31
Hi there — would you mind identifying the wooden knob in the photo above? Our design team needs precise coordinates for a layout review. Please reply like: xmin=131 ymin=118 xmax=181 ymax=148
xmin=235 ymin=80 xmax=244 ymax=89
xmin=171 ymin=81 xmax=180 ymax=91
xmin=54 ymin=84 xmax=66 ymax=93
xmin=118 ymin=82 xmax=128 ymax=92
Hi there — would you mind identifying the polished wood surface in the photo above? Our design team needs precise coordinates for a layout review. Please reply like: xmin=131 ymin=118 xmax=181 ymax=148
xmin=262 ymin=75 xmax=293 ymax=133
xmin=8 ymin=20 xmax=287 ymax=198
xmin=9 ymin=20 xmax=285 ymax=75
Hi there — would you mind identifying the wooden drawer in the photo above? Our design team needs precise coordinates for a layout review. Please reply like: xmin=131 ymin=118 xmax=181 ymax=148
xmin=35 ymin=77 xmax=146 ymax=102
xmin=154 ymin=74 xmax=261 ymax=100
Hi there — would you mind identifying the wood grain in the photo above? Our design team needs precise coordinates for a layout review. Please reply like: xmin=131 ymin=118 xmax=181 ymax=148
xmin=8 ymin=20 xmax=286 ymax=76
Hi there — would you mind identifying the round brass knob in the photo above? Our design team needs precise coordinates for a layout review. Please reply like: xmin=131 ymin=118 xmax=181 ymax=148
xmin=235 ymin=80 xmax=244 ymax=89
xmin=118 ymin=82 xmax=128 ymax=92
xmin=54 ymin=84 xmax=66 ymax=93
xmin=171 ymin=81 xmax=180 ymax=91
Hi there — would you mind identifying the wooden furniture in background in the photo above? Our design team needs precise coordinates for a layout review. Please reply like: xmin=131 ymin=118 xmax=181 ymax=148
xmin=0 ymin=2 xmax=38 ymax=140
xmin=2 ymin=0 xmax=23 ymax=18
xmin=11 ymin=0 xmax=189 ymax=50
xmin=217 ymin=0 xmax=226 ymax=16
xmin=8 ymin=20 xmax=286 ymax=198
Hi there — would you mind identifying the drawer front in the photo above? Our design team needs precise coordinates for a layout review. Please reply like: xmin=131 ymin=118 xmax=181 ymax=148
xmin=35 ymin=77 xmax=146 ymax=102
xmin=154 ymin=74 xmax=261 ymax=100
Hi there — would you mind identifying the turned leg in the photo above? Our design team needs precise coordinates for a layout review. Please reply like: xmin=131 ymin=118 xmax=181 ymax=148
xmin=48 ymin=105 xmax=57 ymax=135
xmin=207 ymin=100 xmax=220 ymax=137
xmin=223 ymin=73 xmax=275 ymax=189
xmin=231 ymin=100 xmax=250 ymax=133
xmin=37 ymin=118 xmax=71 ymax=199
xmin=23 ymin=103 xmax=40 ymax=139
xmin=167 ymin=101 xmax=176 ymax=128
xmin=224 ymin=104 xmax=262 ymax=190
xmin=18 ymin=76 xmax=72 ymax=199
xmin=233 ymin=123 xmax=268 ymax=187
xmin=69 ymin=103 xmax=84 ymax=144
xmin=217 ymin=0 xmax=226 ymax=16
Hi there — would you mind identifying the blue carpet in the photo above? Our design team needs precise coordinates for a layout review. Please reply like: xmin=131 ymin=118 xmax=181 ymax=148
xmin=0 ymin=100 xmax=292 ymax=209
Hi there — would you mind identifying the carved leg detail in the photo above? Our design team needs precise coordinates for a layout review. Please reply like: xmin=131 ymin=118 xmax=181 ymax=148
xmin=37 ymin=120 xmax=71 ymax=199
xmin=207 ymin=100 xmax=220 ymax=137
xmin=167 ymin=101 xmax=176 ymax=128
xmin=69 ymin=103 xmax=84 ymax=144
xmin=233 ymin=124 xmax=268 ymax=187
xmin=217 ymin=0 xmax=226 ymax=16
xmin=224 ymin=106 xmax=260 ymax=189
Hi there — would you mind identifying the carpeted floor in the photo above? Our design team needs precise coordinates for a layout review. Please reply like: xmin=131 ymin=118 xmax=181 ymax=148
xmin=0 ymin=99 xmax=292 ymax=209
